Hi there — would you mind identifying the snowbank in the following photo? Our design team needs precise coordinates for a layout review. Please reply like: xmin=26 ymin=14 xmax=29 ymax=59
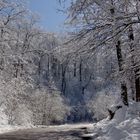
xmin=96 ymin=117 xmax=140 ymax=140
xmin=88 ymin=105 xmax=140 ymax=140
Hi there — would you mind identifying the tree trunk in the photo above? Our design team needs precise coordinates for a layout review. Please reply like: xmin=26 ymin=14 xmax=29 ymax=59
xmin=74 ymin=61 xmax=77 ymax=77
xmin=61 ymin=64 xmax=66 ymax=95
xmin=128 ymin=26 xmax=140 ymax=102
xmin=116 ymin=41 xmax=128 ymax=106
xmin=110 ymin=0 xmax=128 ymax=106
xmin=79 ymin=59 xmax=82 ymax=82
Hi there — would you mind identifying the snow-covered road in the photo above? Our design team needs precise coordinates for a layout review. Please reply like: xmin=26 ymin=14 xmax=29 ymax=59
xmin=1 ymin=115 xmax=140 ymax=140
xmin=0 ymin=124 xmax=93 ymax=140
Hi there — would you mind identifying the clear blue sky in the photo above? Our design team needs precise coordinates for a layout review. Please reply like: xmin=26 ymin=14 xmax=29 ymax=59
xmin=28 ymin=0 xmax=69 ymax=32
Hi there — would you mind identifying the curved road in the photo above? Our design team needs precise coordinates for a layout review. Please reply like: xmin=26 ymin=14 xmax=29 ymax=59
xmin=0 ymin=124 xmax=92 ymax=140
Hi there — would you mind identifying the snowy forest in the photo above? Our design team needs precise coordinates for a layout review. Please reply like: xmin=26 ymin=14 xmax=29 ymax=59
xmin=0 ymin=0 xmax=140 ymax=140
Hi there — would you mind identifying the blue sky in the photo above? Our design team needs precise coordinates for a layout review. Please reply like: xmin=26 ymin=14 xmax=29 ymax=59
xmin=28 ymin=0 xmax=69 ymax=32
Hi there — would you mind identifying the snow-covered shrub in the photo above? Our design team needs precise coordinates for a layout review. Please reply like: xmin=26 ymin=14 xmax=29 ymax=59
xmin=0 ymin=107 xmax=8 ymax=125
xmin=13 ymin=104 xmax=33 ymax=126
xmin=4 ymin=102 xmax=32 ymax=125
xmin=0 ymin=77 xmax=33 ymax=125
xmin=31 ymin=88 xmax=70 ymax=125
xmin=87 ymin=91 xmax=117 ymax=121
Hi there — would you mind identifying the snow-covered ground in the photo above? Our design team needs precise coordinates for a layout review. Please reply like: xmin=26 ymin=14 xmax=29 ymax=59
xmin=0 ymin=123 xmax=93 ymax=134
xmin=86 ymin=116 xmax=139 ymax=140
xmin=0 ymin=117 xmax=139 ymax=140
xmin=0 ymin=103 xmax=139 ymax=140
xmin=87 ymin=103 xmax=140 ymax=140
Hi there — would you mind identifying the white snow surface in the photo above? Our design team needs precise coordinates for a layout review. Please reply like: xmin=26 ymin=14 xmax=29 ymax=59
xmin=96 ymin=117 xmax=140 ymax=140
xmin=88 ymin=104 xmax=140 ymax=140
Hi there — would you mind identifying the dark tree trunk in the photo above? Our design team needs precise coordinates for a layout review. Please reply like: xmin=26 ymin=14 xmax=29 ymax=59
xmin=116 ymin=41 xmax=123 ymax=72
xmin=79 ymin=59 xmax=84 ymax=95
xmin=121 ymin=82 xmax=128 ymax=106
xmin=128 ymin=26 xmax=140 ymax=102
xmin=74 ymin=62 xmax=77 ymax=77
xmin=61 ymin=64 xmax=66 ymax=95
xmin=79 ymin=60 xmax=82 ymax=82
xmin=47 ymin=55 xmax=50 ymax=74
xmin=110 ymin=0 xmax=128 ymax=106
xmin=116 ymin=41 xmax=128 ymax=106
xmin=51 ymin=56 xmax=57 ymax=77
xmin=135 ymin=78 xmax=140 ymax=101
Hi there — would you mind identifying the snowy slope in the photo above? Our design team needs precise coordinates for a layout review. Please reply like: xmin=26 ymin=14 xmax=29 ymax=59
xmin=92 ymin=117 xmax=140 ymax=140
xmin=87 ymin=103 xmax=140 ymax=140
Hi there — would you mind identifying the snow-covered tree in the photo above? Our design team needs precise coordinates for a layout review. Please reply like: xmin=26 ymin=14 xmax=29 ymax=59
xmin=31 ymin=88 xmax=70 ymax=125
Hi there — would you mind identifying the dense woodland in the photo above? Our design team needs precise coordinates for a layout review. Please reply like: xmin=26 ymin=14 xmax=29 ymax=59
xmin=0 ymin=0 xmax=140 ymax=126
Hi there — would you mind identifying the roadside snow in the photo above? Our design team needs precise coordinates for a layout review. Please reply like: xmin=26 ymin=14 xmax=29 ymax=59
xmin=88 ymin=105 xmax=140 ymax=140
xmin=0 ymin=125 xmax=35 ymax=134
xmin=101 ymin=117 xmax=140 ymax=140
